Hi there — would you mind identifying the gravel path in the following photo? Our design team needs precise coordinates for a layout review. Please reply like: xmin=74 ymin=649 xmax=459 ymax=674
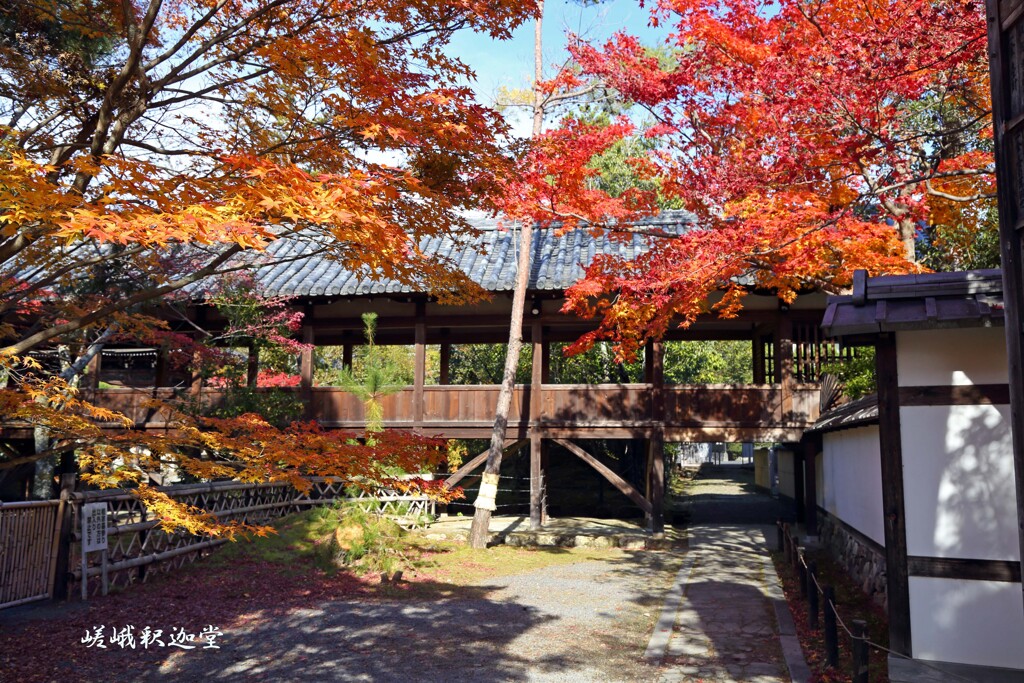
xmin=149 ymin=550 xmax=684 ymax=682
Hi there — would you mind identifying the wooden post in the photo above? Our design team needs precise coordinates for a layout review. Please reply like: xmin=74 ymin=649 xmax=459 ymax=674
xmin=529 ymin=320 xmax=544 ymax=530
xmin=300 ymin=325 xmax=314 ymax=420
xmin=851 ymin=619 xmax=869 ymax=683
xmin=154 ymin=345 xmax=169 ymax=388
xmin=808 ymin=561 xmax=819 ymax=630
xmin=342 ymin=343 xmax=353 ymax=370
xmin=777 ymin=308 xmax=794 ymax=417
xmin=439 ymin=342 xmax=451 ymax=385
xmin=776 ymin=520 xmax=784 ymax=552
xmin=876 ymin=333 xmax=911 ymax=656
xmin=797 ymin=548 xmax=807 ymax=598
xmin=246 ymin=344 xmax=259 ymax=388
xmin=752 ymin=325 xmax=766 ymax=384
xmin=52 ymin=474 xmax=75 ymax=600
xmin=824 ymin=585 xmax=839 ymax=667
xmin=540 ymin=342 xmax=550 ymax=524
xmin=414 ymin=309 xmax=426 ymax=427
xmin=984 ymin=0 xmax=1024 ymax=615
xmin=803 ymin=434 xmax=820 ymax=536
xmin=647 ymin=341 xmax=665 ymax=535
xmin=530 ymin=434 xmax=542 ymax=530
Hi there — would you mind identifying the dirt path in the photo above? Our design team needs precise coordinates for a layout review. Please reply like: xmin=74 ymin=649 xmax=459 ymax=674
xmin=1 ymin=549 xmax=684 ymax=683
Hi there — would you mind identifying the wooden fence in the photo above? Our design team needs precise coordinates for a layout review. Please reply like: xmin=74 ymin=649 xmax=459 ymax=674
xmin=0 ymin=479 xmax=433 ymax=607
xmin=0 ymin=500 xmax=62 ymax=609
xmin=69 ymin=478 xmax=434 ymax=599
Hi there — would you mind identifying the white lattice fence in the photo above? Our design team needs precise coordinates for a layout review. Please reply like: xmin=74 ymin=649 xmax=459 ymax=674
xmin=69 ymin=478 xmax=432 ymax=598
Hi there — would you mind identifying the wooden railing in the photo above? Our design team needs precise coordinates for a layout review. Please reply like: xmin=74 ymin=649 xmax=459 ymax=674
xmin=75 ymin=383 xmax=820 ymax=433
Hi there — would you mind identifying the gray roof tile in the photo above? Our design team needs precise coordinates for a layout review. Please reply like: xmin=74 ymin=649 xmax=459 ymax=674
xmin=822 ymin=269 xmax=1005 ymax=337
xmin=249 ymin=211 xmax=695 ymax=298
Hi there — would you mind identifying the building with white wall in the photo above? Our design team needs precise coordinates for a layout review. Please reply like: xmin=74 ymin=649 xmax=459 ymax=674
xmin=818 ymin=269 xmax=1023 ymax=682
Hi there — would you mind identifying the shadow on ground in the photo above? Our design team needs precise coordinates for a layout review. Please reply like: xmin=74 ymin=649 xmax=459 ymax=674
xmin=680 ymin=464 xmax=796 ymax=526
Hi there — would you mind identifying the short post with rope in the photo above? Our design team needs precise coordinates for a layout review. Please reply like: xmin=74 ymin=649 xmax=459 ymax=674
xmin=851 ymin=618 xmax=869 ymax=683
xmin=807 ymin=560 xmax=819 ymax=630
xmin=783 ymin=523 xmax=792 ymax=562
xmin=823 ymin=585 xmax=839 ymax=667
xmin=776 ymin=519 xmax=783 ymax=552
xmin=797 ymin=548 xmax=807 ymax=598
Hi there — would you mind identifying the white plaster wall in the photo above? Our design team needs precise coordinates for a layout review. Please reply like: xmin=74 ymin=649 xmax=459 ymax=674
xmin=900 ymin=404 xmax=1018 ymax=561
xmin=821 ymin=426 xmax=884 ymax=545
xmin=778 ymin=449 xmax=796 ymax=500
xmin=909 ymin=576 xmax=1024 ymax=669
xmin=896 ymin=327 xmax=1008 ymax=387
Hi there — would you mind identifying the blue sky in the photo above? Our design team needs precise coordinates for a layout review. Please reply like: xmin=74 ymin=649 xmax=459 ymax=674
xmin=448 ymin=0 xmax=670 ymax=107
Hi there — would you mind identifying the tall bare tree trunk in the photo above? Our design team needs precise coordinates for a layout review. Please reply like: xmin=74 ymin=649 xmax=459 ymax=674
xmin=468 ymin=2 xmax=546 ymax=548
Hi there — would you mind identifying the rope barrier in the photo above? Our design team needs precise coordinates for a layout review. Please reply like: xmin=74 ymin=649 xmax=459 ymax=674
xmin=778 ymin=523 xmax=976 ymax=683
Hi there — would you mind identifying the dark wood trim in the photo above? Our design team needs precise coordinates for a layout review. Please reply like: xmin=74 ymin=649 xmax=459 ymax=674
xmin=553 ymin=438 xmax=653 ymax=516
xmin=898 ymin=384 xmax=1010 ymax=406
xmin=876 ymin=333 xmax=912 ymax=656
xmin=908 ymin=556 xmax=1022 ymax=583
xmin=987 ymin=0 xmax=1024 ymax=613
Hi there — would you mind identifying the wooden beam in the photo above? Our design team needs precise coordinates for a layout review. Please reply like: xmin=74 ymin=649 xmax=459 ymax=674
xmin=908 ymin=556 xmax=1022 ymax=583
xmin=444 ymin=440 xmax=525 ymax=488
xmin=986 ymin=0 xmax=1024 ymax=614
xmin=553 ymin=438 xmax=653 ymax=516
xmin=876 ymin=333 xmax=912 ymax=656
xmin=898 ymin=384 xmax=1011 ymax=406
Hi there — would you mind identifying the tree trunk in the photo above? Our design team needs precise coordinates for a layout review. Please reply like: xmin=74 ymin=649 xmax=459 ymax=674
xmin=898 ymin=216 xmax=917 ymax=262
xmin=30 ymin=330 xmax=112 ymax=499
xmin=467 ymin=218 xmax=535 ymax=547
xmin=467 ymin=2 xmax=545 ymax=548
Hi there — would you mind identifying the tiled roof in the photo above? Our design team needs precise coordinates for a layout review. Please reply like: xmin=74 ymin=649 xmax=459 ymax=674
xmin=821 ymin=269 xmax=1005 ymax=338
xmin=249 ymin=211 xmax=695 ymax=298
xmin=805 ymin=394 xmax=879 ymax=434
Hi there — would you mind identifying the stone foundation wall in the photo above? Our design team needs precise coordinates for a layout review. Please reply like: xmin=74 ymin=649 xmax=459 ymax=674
xmin=819 ymin=511 xmax=888 ymax=610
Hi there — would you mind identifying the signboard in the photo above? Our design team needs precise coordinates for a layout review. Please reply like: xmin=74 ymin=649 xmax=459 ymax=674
xmin=81 ymin=502 xmax=108 ymax=553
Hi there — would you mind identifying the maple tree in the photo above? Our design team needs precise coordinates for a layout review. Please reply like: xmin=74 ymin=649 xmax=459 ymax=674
xmin=563 ymin=0 xmax=992 ymax=357
xmin=0 ymin=0 xmax=538 ymax=524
